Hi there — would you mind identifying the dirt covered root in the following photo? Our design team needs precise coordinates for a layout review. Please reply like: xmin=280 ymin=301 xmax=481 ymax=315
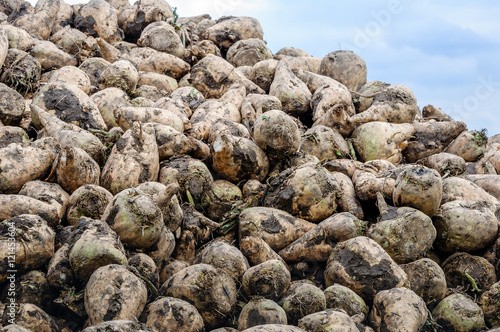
xmin=368 ymin=205 xmax=436 ymax=264
xmin=432 ymin=200 xmax=499 ymax=253
xmin=253 ymin=109 xmax=301 ymax=159
xmin=159 ymin=155 xmax=213 ymax=205
xmin=298 ymin=125 xmax=351 ymax=161
xmin=237 ymin=298 xmax=287 ymax=330
xmin=194 ymin=239 xmax=249 ymax=282
xmin=227 ymin=38 xmax=273 ymax=67
xmin=242 ymin=259 xmax=291 ymax=301
xmin=191 ymin=54 xmax=263 ymax=99
xmin=442 ymin=252 xmax=497 ymax=296
xmin=101 ymin=187 xmax=163 ymax=250
xmin=0 ymin=137 xmax=58 ymax=194
xmin=405 ymin=120 xmax=467 ymax=162
xmin=1 ymin=50 xmax=41 ymax=97
xmin=202 ymin=16 xmax=264 ymax=51
xmin=352 ymin=121 xmax=415 ymax=163
xmin=32 ymin=81 xmax=106 ymax=130
xmin=480 ymin=281 xmax=500 ymax=327
xmin=65 ymin=185 xmax=113 ymax=225
xmin=200 ymin=179 xmax=242 ymax=220
xmin=298 ymin=309 xmax=359 ymax=332
xmin=6 ymin=303 xmax=62 ymax=332
xmin=161 ymin=263 xmax=237 ymax=329
xmin=324 ymin=283 xmax=369 ymax=318
xmin=0 ymin=270 xmax=50 ymax=308
xmin=369 ymin=287 xmax=427 ymax=331
xmin=81 ymin=320 xmax=156 ymax=332
xmin=141 ymin=297 xmax=205 ymax=332
xmin=0 ymin=83 xmax=25 ymax=126
xmin=319 ymin=50 xmax=367 ymax=92
xmin=278 ymin=281 xmax=326 ymax=325
xmin=67 ymin=219 xmax=127 ymax=282
xmin=84 ymin=264 xmax=148 ymax=325
xmin=55 ymin=145 xmax=100 ymax=193
xmin=432 ymin=294 xmax=486 ymax=331
xmin=100 ymin=122 xmax=159 ymax=195
xmin=349 ymin=84 xmax=419 ymax=125
xmin=0 ymin=215 xmax=54 ymax=283
xmin=269 ymin=60 xmax=311 ymax=116
xmin=446 ymin=129 xmax=488 ymax=162
xmin=30 ymin=105 xmax=106 ymax=166
xmin=74 ymin=0 xmax=123 ymax=44
xmin=324 ymin=236 xmax=407 ymax=302
xmin=264 ymin=163 xmax=341 ymax=222
xmin=400 ymin=258 xmax=447 ymax=307
xmin=99 ymin=60 xmax=138 ymax=93
xmin=211 ymin=133 xmax=269 ymax=182
xmin=240 ymin=235 xmax=287 ymax=266
xmin=278 ymin=212 xmax=363 ymax=263
xmin=393 ymin=165 xmax=442 ymax=216
xmin=242 ymin=324 xmax=306 ymax=332
xmin=239 ymin=207 xmax=315 ymax=251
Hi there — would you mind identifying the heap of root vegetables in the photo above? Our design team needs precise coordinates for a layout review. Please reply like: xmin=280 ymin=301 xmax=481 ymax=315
xmin=0 ymin=0 xmax=500 ymax=331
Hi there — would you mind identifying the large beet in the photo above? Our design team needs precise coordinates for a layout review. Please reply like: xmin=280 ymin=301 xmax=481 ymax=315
xmin=142 ymin=297 xmax=205 ymax=332
xmin=100 ymin=122 xmax=159 ymax=195
xmin=369 ymin=287 xmax=427 ymax=331
xmin=352 ymin=122 xmax=415 ymax=163
xmin=212 ymin=133 xmax=269 ymax=183
xmin=161 ymin=264 xmax=237 ymax=329
xmin=227 ymin=38 xmax=273 ymax=67
xmin=442 ymin=252 xmax=497 ymax=295
xmin=319 ymin=50 xmax=367 ymax=91
xmin=368 ymin=198 xmax=437 ymax=264
xmin=159 ymin=156 xmax=213 ymax=205
xmin=68 ymin=220 xmax=127 ymax=281
xmin=202 ymin=16 xmax=264 ymax=51
xmin=85 ymin=264 xmax=148 ymax=325
xmin=66 ymin=185 xmax=113 ymax=225
xmin=1 ymin=50 xmax=41 ymax=95
xmin=191 ymin=55 xmax=263 ymax=99
xmin=0 ymin=215 xmax=54 ymax=283
xmin=433 ymin=200 xmax=499 ymax=253
xmin=0 ymin=137 xmax=58 ymax=194
xmin=401 ymin=258 xmax=447 ymax=306
xmin=253 ymin=110 xmax=301 ymax=159
xmin=32 ymin=81 xmax=106 ymax=130
xmin=324 ymin=236 xmax=407 ymax=301
xmin=264 ymin=163 xmax=341 ymax=222
xmin=0 ymin=83 xmax=25 ymax=126
xmin=101 ymin=187 xmax=163 ymax=249
xmin=269 ymin=60 xmax=311 ymax=116
xmin=242 ymin=260 xmax=291 ymax=301
xmin=392 ymin=165 xmax=442 ymax=216
xmin=75 ymin=0 xmax=123 ymax=44
xmin=239 ymin=207 xmax=315 ymax=251
xmin=194 ymin=240 xmax=249 ymax=282
xmin=432 ymin=294 xmax=485 ymax=331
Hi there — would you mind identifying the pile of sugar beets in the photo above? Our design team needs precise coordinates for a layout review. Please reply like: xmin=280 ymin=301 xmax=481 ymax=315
xmin=1 ymin=0 xmax=500 ymax=331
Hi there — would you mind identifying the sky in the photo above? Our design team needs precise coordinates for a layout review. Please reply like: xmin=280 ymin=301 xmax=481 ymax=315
xmin=28 ymin=0 xmax=500 ymax=135
xmin=166 ymin=0 xmax=500 ymax=135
